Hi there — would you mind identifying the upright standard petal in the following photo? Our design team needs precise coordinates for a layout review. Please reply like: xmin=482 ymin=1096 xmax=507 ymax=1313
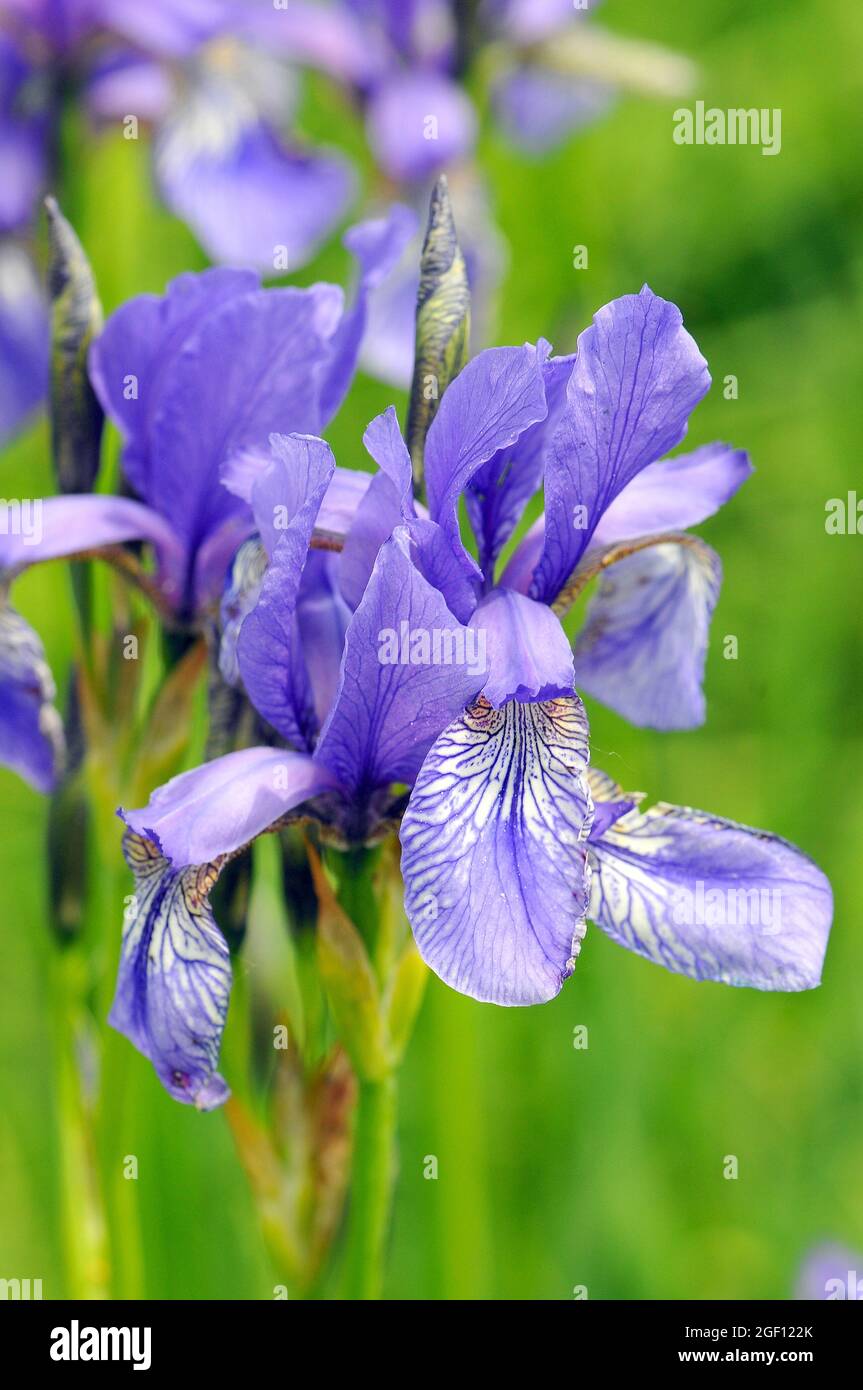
xmin=120 ymin=746 xmax=338 ymax=867
xmin=0 ymin=602 xmax=64 ymax=792
xmin=237 ymin=435 xmax=335 ymax=747
xmin=315 ymin=529 xmax=486 ymax=802
xmin=142 ymin=283 xmax=342 ymax=594
xmin=588 ymin=784 xmax=833 ymax=991
xmin=573 ymin=537 xmax=721 ymax=730
xmin=88 ymin=266 xmax=258 ymax=499
xmin=469 ymin=588 xmax=574 ymax=707
xmin=424 ymin=343 xmax=549 ymax=579
xmin=109 ymin=831 xmax=232 ymax=1110
xmin=531 ymin=287 xmax=710 ymax=605
xmin=338 ymin=407 xmax=416 ymax=611
xmin=222 ymin=447 xmax=370 ymax=543
xmin=400 ymin=695 xmax=593 ymax=1005
xmin=465 ymin=346 xmax=574 ymax=581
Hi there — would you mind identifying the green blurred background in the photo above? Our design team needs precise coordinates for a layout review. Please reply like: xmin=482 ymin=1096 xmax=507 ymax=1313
xmin=2 ymin=0 xmax=861 ymax=1299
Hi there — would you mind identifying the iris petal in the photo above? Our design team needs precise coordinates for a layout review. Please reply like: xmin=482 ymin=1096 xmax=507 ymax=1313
xmin=573 ymin=536 xmax=721 ymax=730
xmin=109 ymin=831 xmax=232 ymax=1110
xmin=400 ymin=694 xmax=593 ymax=1005
xmin=0 ymin=601 xmax=64 ymax=793
xmin=315 ymin=528 xmax=485 ymax=798
xmin=120 ymin=746 xmax=338 ymax=866
xmin=589 ymin=783 xmax=833 ymax=990
xmin=469 ymin=587 xmax=574 ymax=706
xmin=237 ymin=435 xmax=335 ymax=746
xmin=531 ymin=286 xmax=710 ymax=605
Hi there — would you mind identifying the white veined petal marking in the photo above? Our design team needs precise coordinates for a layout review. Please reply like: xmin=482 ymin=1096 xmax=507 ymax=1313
xmin=400 ymin=695 xmax=594 ymax=1006
xmin=109 ymin=832 xmax=232 ymax=1109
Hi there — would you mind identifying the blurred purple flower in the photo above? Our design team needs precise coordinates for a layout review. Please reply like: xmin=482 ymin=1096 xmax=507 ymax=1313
xmin=113 ymin=286 xmax=831 ymax=1107
xmin=796 ymin=1245 xmax=863 ymax=1301
xmin=0 ymin=240 xmax=48 ymax=443
xmin=0 ymin=0 xmax=355 ymax=270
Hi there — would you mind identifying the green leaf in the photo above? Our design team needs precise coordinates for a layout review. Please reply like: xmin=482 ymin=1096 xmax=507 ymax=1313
xmin=384 ymin=942 xmax=428 ymax=1065
xmin=307 ymin=844 xmax=390 ymax=1083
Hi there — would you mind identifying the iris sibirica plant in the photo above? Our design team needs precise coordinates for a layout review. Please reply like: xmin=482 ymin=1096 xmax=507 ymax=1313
xmin=0 ymin=179 xmax=833 ymax=1298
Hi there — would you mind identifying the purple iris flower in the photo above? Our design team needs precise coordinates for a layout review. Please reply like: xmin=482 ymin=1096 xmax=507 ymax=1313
xmin=115 ymin=285 xmax=832 ymax=1109
xmin=0 ymin=203 xmax=416 ymax=793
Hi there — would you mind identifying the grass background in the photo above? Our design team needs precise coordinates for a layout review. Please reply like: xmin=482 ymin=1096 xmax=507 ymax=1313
xmin=1 ymin=0 xmax=861 ymax=1299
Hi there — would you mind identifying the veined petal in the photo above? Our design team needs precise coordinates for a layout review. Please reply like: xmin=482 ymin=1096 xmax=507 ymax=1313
xmin=0 ymin=493 xmax=184 ymax=596
xmin=120 ymin=746 xmax=338 ymax=867
xmin=469 ymin=587 xmax=574 ymax=706
xmin=531 ymin=286 xmax=710 ymax=605
xmin=589 ymin=783 xmax=833 ymax=990
xmin=246 ymin=433 xmax=336 ymax=559
xmin=144 ymin=283 xmax=342 ymax=572
xmin=315 ymin=528 xmax=486 ymax=798
xmin=573 ymin=536 xmax=721 ymax=730
xmin=0 ymin=601 xmax=64 ymax=792
xmin=339 ymin=406 xmax=421 ymax=611
xmin=108 ymin=831 xmax=232 ymax=1111
xmin=362 ymin=406 xmax=414 ymax=511
xmin=221 ymin=448 xmax=371 ymax=544
xmin=403 ymin=516 xmax=478 ymax=624
xmin=237 ymin=435 xmax=335 ymax=747
xmin=424 ymin=343 xmax=549 ymax=579
xmin=339 ymin=471 xmax=405 ymax=611
xmin=400 ymin=695 xmax=593 ymax=1005
xmin=504 ymin=443 xmax=750 ymax=598
xmin=591 ymin=443 xmax=753 ymax=548
xmin=88 ymin=266 xmax=258 ymax=500
xmin=465 ymin=346 xmax=574 ymax=580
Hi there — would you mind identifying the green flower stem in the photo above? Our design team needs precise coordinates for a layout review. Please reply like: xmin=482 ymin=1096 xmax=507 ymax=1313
xmin=89 ymin=779 xmax=145 ymax=1299
xmin=52 ymin=950 xmax=109 ymax=1298
xmin=342 ymin=1073 xmax=398 ymax=1300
